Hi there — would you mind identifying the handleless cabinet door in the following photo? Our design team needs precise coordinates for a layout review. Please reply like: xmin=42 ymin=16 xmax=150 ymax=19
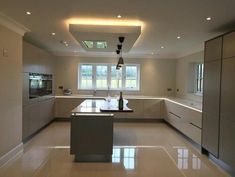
xmin=220 ymin=57 xmax=235 ymax=168
xmin=202 ymin=60 xmax=221 ymax=157
xmin=205 ymin=37 xmax=222 ymax=62
xmin=223 ymin=32 xmax=235 ymax=59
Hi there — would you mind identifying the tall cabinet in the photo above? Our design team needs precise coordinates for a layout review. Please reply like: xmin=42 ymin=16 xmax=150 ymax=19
xmin=202 ymin=31 xmax=235 ymax=170
xmin=202 ymin=37 xmax=222 ymax=157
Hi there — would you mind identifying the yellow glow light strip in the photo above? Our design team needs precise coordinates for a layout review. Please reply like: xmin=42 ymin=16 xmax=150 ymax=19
xmin=66 ymin=18 xmax=144 ymax=27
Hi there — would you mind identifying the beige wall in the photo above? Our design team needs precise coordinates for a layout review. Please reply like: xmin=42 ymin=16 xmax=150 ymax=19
xmin=175 ymin=51 xmax=204 ymax=102
xmin=0 ymin=25 xmax=22 ymax=157
xmin=55 ymin=56 xmax=176 ymax=97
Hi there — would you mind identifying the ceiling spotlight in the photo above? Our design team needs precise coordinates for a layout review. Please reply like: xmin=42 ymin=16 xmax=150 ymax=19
xmin=119 ymin=36 xmax=125 ymax=43
xmin=26 ymin=11 xmax=31 ymax=15
xmin=117 ymin=15 xmax=122 ymax=18
xmin=117 ymin=44 xmax=122 ymax=50
xmin=206 ymin=17 xmax=212 ymax=21
xmin=161 ymin=46 xmax=164 ymax=49
xmin=52 ymin=33 xmax=56 ymax=36
xmin=177 ymin=36 xmax=181 ymax=39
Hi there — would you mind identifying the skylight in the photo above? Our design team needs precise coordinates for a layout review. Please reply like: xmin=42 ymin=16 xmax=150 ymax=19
xmin=82 ymin=41 xmax=107 ymax=49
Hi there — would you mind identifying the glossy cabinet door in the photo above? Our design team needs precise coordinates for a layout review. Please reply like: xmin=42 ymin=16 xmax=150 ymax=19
xmin=54 ymin=98 xmax=85 ymax=118
xmin=205 ymin=37 xmax=222 ymax=62
xmin=143 ymin=99 xmax=162 ymax=119
xmin=223 ymin=32 xmax=235 ymax=59
xmin=202 ymin=60 xmax=221 ymax=157
xmin=219 ymin=57 xmax=235 ymax=169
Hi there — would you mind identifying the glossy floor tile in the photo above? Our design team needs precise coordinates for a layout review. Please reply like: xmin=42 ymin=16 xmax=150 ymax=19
xmin=0 ymin=122 xmax=230 ymax=177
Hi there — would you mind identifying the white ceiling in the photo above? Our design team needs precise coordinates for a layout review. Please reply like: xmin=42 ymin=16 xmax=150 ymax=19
xmin=0 ymin=0 xmax=235 ymax=58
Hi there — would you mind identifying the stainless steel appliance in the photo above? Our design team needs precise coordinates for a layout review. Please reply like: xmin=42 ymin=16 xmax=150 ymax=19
xmin=29 ymin=73 xmax=52 ymax=99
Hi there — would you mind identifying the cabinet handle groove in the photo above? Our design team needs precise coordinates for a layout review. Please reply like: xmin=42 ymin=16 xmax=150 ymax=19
xmin=189 ymin=122 xmax=201 ymax=129
xmin=169 ymin=112 xmax=181 ymax=119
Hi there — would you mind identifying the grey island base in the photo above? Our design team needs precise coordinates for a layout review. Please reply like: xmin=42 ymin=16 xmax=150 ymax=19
xmin=70 ymin=99 xmax=133 ymax=162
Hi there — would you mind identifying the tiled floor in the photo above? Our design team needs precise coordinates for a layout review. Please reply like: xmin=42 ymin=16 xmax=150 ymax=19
xmin=0 ymin=122 xmax=230 ymax=177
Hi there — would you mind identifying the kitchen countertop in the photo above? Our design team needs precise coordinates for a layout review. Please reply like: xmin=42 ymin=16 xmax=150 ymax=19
xmin=55 ymin=95 xmax=202 ymax=112
xmin=71 ymin=99 xmax=133 ymax=114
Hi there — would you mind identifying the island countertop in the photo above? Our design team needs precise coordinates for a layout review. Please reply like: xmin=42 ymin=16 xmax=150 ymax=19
xmin=71 ymin=99 xmax=133 ymax=114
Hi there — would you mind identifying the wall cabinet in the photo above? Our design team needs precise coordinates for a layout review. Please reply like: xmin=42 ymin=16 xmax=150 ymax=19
xmin=164 ymin=100 xmax=202 ymax=145
xmin=223 ymin=32 xmax=235 ymax=59
xmin=205 ymin=37 xmax=222 ymax=62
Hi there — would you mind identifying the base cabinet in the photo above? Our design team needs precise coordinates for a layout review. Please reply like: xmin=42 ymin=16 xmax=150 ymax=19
xmin=164 ymin=100 xmax=202 ymax=145
xmin=23 ymin=98 xmax=55 ymax=140
xmin=54 ymin=98 xmax=85 ymax=118
xmin=55 ymin=98 xmax=163 ymax=119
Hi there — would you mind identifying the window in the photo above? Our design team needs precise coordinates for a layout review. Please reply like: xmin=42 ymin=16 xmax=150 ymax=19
xmin=125 ymin=65 xmax=138 ymax=89
xmin=80 ymin=64 xmax=93 ymax=89
xmin=96 ymin=65 xmax=108 ymax=89
xmin=111 ymin=66 xmax=122 ymax=89
xmin=196 ymin=63 xmax=204 ymax=93
xmin=78 ymin=64 xmax=140 ymax=90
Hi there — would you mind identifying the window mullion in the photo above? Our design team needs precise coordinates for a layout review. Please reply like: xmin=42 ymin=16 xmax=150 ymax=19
xmin=93 ymin=64 xmax=96 ymax=90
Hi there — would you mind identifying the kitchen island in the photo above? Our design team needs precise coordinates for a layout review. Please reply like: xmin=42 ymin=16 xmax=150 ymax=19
xmin=70 ymin=99 xmax=133 ymax=162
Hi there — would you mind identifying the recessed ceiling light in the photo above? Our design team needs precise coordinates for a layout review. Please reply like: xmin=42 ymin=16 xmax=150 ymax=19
xmin=177 ymin=36 xmax=181 ymax=39
xmin=117 ymin=15 xmax=122 ymax=18
xmin=206 ymin=17 xmax=212 ymax=21
xmin=26 ymin=11 xmax=31 ymax=15
xmin=52 ymin=33 xmax=56 ymax=36
xmin=161 ymin=46 xmax=164 ymax=49
xmin=65 ymin=43 xmax=69 ymax=47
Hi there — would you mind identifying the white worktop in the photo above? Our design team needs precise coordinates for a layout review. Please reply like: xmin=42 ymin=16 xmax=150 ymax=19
xmin=55 ymin=95 xmax=202 ymax=112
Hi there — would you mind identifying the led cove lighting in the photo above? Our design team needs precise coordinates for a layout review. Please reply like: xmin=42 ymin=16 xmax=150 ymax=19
xmin=66 ymin=18 xmax=143 ymax=27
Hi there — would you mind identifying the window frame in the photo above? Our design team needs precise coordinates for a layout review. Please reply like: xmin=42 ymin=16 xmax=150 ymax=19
xmin=195 ymin=63 xmax=204 ymax=94
xmin=78 ymin=63 xmax=140 ymax=91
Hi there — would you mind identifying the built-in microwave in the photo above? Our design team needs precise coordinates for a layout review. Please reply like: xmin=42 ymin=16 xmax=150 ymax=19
xmin=29 ymin=73 xmax=53 ymax=99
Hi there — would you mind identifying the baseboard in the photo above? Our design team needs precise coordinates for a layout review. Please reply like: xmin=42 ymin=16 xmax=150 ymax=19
xmin=209 ymin=153 xmax=235 ymax=177
xmin=23 ymin=119 xmax=54 ymax=143
xmin=54 ymin=117 xmax=71 ymax=122
xmin=0 ymin=143 xmax=23 ymax=167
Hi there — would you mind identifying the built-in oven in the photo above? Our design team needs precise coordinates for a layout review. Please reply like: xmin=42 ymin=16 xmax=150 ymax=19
xmin=29 ymin=73 xmax=53 ymax=99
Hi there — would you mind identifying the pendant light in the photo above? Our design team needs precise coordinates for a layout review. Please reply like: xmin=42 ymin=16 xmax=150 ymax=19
xmin=116 ymin=50 xmax=121 ymax=69
xmin=116 ymin=36 xmax=125 ymax=70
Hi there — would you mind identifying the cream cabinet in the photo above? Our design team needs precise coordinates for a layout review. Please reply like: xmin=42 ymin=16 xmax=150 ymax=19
xmin=223 ymin=32 xmax=235 ymax=59
xmin=164 ymin=100 xmax=202 ymax=145
xmin=54 ymin=98 xmax=85 ymax=118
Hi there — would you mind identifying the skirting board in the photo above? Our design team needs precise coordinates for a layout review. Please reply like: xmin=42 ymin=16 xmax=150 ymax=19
xmin=0 ymin=143 xmax=23 ymax=167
